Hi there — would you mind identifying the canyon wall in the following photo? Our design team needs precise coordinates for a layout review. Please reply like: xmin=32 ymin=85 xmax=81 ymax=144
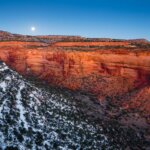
xmin=52 ymin=41 xmax=130 ymax=47
xmin=0 ymin=41 xmax=150 ymax=99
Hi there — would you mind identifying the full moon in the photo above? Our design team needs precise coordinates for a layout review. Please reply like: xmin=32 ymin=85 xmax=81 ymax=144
xmin=31 ymin=26 xmax=36 ymax=31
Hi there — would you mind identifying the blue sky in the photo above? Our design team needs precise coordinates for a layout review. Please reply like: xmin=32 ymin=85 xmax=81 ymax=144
xmin=0 ymin=0 xmax=150 ymax=39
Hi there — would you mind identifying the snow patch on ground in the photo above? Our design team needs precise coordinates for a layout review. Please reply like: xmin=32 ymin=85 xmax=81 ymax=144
xmin=0 ymin=64 xmax=8 ymax=71
xmin=0 ymin=81 xmax=7 ymax=92
xmin=16 ymin=82 xmax=28 ymax=129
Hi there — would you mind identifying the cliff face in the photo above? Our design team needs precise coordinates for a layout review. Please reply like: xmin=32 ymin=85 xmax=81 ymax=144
xmin=0 ymin=41 xmax=150 ymax=118
xmin=0 ymin=41 xmax=150 ymax=95
xmin=52 ymin=41 xmax=130 ymax=47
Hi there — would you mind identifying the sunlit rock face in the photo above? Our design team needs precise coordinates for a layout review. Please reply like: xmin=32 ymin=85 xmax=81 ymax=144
xmin=0 ymin=41 xmax=150 ymax=96
xmin=52 ymin=41 xmax=130 ymax=47
xmin=0 ymin=40 xmax=150 ymax=118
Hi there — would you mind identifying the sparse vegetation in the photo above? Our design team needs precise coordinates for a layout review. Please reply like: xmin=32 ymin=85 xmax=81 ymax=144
xmin=0 ymin=62 xmax=148 ymax=149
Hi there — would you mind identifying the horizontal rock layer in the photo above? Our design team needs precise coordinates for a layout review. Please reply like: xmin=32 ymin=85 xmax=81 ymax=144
xmin=0 ymin=41 xmax=150 ymax=120
xmin=0 ymin=41 xmax=150 ymax=96
xmin=52 ymin=41 xmax=130 ymax=47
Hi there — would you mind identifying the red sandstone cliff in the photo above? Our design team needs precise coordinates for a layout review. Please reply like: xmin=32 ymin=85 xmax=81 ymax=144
xmin=0 ymin=40 xmax=150 ymax=123
xmin=52 ymin=41 xmax=130 ymax=47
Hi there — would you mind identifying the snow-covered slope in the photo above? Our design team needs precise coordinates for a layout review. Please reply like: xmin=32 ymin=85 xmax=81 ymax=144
xmin=0 ymin=62 xmax=108 ymax=149
xmin=0 ymin=62 xmax=146 ymax=150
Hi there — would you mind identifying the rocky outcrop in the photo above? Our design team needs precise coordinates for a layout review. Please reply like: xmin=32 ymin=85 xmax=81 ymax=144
xmin=52 ymin=41 xmax=130 ymax=47
xmin=0 ymin=41 xmax=150 ymax=96
xmin=0 ymin=40 xmax=150 ymax=120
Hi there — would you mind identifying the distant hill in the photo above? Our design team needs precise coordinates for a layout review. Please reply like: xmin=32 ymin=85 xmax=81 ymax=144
xmin=0 ymin=30 xmax=149 ymax=44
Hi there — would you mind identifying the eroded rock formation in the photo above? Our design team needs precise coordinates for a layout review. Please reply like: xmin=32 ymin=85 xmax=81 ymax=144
xmin=0 ymin=41 xmax=150 ymax=96
xmin=0 ymin=36 xmax=150 ymax=126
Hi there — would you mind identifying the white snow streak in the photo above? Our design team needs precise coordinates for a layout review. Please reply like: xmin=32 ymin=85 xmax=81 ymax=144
xmin=16 ymin=83 xmax=28 ymax=129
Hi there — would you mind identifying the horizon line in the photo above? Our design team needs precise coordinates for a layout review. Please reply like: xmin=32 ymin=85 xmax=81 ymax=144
xmin=0 ymin=30 xmax=149 ymax=41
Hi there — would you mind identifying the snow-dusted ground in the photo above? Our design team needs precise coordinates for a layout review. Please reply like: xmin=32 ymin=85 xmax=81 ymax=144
xmin=0 ymin=62 xmax=145 ymax=150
